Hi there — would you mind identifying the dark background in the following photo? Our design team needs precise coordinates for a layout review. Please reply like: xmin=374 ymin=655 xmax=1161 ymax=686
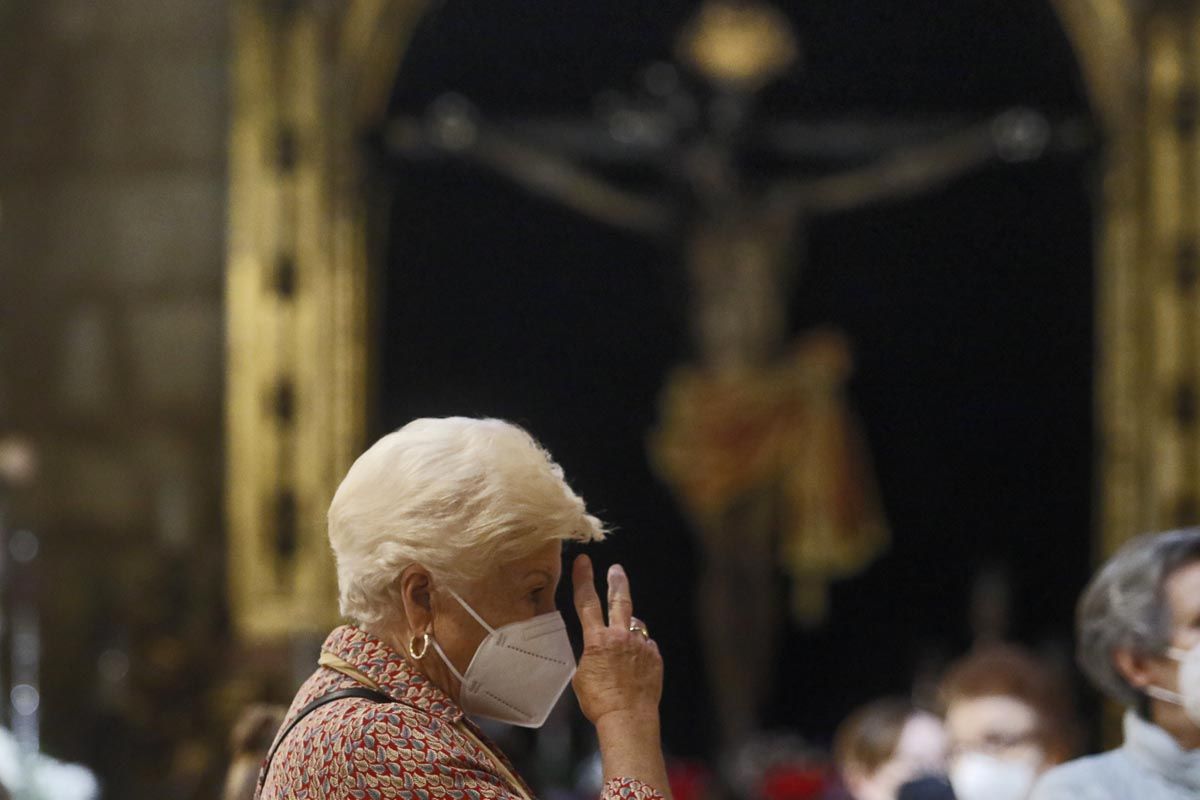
xmin=370 ymin=0 xmax=1096 ymax=759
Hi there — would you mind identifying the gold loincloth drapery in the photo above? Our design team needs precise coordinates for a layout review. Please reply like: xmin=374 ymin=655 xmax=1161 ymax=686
xmin=650 ymin=330 xmax=889 ymax=622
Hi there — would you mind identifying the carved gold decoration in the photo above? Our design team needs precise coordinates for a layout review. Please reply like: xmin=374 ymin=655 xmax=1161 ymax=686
xmin=1050 ymin=0 xmax=1200 ymax=747
xmin=226 ymin=0 xmax=428 ymax=641
xmin=676 ymin=0 xmax=799 ymax=91
xmin=1053 ymin=0 xmax=1150 ymax=562
xmin=1051 ymin=0 xmax=1139 ymax=128
xmin=1051 ymin=0 xmax=1200 ymax=561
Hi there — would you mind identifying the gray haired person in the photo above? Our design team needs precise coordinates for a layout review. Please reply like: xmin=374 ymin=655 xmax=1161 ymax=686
xmin=1030 ymin=528 xmax=1200 ymax=799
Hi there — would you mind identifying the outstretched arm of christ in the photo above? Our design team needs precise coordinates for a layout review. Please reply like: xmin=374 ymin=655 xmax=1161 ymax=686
xmin=762 ymin=109 xmax=1057 ymax=221
xmin=388 ymin=115 xmax=679 ymax=238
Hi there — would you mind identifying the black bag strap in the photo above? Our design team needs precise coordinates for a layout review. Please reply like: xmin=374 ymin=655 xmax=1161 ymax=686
xmin=261 ymin=687 xmax=392 ymax=783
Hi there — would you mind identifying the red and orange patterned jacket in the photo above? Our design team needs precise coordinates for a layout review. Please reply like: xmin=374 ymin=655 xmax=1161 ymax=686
xmin=256 ymin=625 xmax=666 ymax=800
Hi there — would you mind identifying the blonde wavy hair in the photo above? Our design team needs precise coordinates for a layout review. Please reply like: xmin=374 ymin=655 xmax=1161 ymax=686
xmin=329 ymin=417 xmax=605 ymax=630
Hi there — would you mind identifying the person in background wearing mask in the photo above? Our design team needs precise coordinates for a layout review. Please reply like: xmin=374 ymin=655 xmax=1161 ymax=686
xmin=255 ymin=418 xmax=672 ymax=800
xmin=1030 ymin=528 xmax=1200 ymax=799
xmin=834 ymin=698 xmax=948 ymax=800
xmin=938 ymin=644 xmax=1077 ymax=800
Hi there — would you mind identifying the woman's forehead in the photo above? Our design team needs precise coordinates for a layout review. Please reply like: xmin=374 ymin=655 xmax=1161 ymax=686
xmin=508 ymin=541 xmax=564 ymax=578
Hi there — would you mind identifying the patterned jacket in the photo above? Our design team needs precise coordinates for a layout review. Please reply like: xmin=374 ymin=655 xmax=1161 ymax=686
xmin=256 ymin=625 xmax=666 ymax=800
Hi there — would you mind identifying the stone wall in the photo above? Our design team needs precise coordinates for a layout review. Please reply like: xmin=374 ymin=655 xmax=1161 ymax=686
xmin=0 ymin=1 xmax=230 ymax=796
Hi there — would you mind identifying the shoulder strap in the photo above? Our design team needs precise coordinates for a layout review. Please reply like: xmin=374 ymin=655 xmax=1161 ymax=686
xmin=260 ymin=687 xmax=392 ymax=786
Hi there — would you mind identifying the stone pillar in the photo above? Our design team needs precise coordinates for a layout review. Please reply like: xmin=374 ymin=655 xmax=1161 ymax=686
xmin=0 ymin=0 xmax=229 ymax=795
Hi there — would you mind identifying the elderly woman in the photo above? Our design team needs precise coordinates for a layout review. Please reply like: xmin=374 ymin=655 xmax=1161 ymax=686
xmin=256 ymin=418 xmax=671 ymax=800
xmin=1030 ymin=528 xmax=1200 ymax=799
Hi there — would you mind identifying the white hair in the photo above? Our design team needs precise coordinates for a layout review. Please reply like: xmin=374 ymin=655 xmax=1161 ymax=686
xmin=328 ymin=417 xmax=605 ymax=629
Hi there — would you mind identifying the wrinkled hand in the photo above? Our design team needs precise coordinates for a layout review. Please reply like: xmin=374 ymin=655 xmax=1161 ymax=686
xmin=571 ymin=555 xmax=663 ymax=725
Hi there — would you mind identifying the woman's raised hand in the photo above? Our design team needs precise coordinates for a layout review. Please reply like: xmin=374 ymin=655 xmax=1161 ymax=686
xmin=570 ymin=554 xmax=663 ymax=725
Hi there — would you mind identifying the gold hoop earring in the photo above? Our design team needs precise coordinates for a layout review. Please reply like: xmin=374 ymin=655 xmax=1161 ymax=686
xmin=408 ymin=632 xmax=431 ymax=660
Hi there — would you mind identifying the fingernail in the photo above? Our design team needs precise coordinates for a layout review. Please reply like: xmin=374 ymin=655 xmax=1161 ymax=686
xmin=608 ymin=564 xmax=624 ymax=578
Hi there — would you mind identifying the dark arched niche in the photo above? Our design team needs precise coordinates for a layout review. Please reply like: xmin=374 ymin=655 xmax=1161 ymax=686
xmin=368 ymin=0 xmax=1097 ymax=755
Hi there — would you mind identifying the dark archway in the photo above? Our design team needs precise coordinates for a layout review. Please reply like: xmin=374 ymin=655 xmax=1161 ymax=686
xmin=369 ymin=0 xmax=1096 ymax=760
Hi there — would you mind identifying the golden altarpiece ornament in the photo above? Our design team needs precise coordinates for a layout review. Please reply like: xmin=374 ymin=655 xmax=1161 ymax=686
xmin=226 ymin=1 xmax=1200 ymax=724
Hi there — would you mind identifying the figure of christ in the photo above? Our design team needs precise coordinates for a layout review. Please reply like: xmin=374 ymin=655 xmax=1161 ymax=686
xmin=387 ymin=92 xmax=1058 ymax=757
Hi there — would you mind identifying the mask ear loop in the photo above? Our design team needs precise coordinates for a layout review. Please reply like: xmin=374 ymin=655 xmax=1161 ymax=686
xmin=430 ymin=637 xmax=468 ymax=685
xmin=1144 ymin=647 xmax=1192 ymax=705
xmin=428 ymin=588 xmax=496 ymax=687
xmin=1145 ymin=685 xmax=1185 ymax=705
xmin=446 ymin=587 xmax=496 ymax=634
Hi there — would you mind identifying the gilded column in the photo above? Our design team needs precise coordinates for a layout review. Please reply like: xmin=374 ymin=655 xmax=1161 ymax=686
xmin=227 ymin=0 xmax=427 ymax=643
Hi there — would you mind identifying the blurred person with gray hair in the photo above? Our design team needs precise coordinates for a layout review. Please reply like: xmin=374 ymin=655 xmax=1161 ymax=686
xmin=1030 ymin=528 xmax=1200 ymax=799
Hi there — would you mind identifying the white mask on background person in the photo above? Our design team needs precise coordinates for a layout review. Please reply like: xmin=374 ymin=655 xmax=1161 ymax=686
xmin=1145 ymin=643 xmax=1200 ymax=726
xmin=429 ymin=588 xmax=576 ymax=728
xmin=949 ymin=752 xmax=1037 ymax=800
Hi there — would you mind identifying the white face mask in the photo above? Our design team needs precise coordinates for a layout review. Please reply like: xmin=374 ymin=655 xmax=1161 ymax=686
xmin=1145 ymin=643 xmax=1200 ymax=726
xmin=949 ymin=752 xmax=1037 ymax=800
xmin=429 ymin=588 xmax=576 ymax=728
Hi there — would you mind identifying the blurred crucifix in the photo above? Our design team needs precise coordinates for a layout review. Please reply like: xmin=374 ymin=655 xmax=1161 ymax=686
xmin=385 ymin=0 xmax=1083 ymax=759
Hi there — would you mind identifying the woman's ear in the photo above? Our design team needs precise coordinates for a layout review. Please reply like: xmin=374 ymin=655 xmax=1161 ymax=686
xmin=1113 ymin=646 xmax=1155 ymax=690
xmin=397 ymin=564 xmax=434 ymax=637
